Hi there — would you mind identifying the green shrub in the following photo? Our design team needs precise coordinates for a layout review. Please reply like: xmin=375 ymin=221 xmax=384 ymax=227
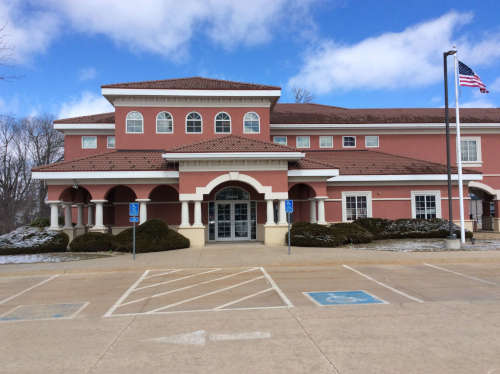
xmin=330 ymin=223 xmax=373 ymax=244
xmin=30 ymin=217 xmax=50 ymax=228
xmin=69 ymin=232 xmax=117 ymax=252
xmin=0 ymin=228 xmax=68 ymax=255
xmin=287 ymin=222 xmax=345 ymax=247
xmin=353 ymin=218 xmax=391 ymax=238
xmin=114 ymin=219 xmax=189 ymax=253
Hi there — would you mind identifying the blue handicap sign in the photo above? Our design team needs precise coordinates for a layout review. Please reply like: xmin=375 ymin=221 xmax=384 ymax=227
xmin=305 ymin=291 xmax=385 ymax=306
xmin=285 ymin=199 xmax=294 ymax=213
xmin=129 ymin=216 xmax=139 ymax=223
xmin=129 ymin=202 xmax=139 ymax=217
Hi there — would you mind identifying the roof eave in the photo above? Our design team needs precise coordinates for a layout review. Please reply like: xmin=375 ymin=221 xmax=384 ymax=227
xmin=327 ymin=174 xmax=483 ymax=182
xmin=162 ymin=152 xmax=305 ymax=161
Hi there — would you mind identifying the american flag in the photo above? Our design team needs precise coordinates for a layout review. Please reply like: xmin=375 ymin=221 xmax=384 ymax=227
xmin=458 ymin=61 xmax=489 ymax=93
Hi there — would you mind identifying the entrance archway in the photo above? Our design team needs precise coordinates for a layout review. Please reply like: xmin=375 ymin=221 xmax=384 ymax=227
xmin=469 ymin=186 xmax=496 ymax=231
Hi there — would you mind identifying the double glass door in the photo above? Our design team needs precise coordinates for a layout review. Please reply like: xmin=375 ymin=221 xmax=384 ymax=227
xmin=216 ymin=202 xmax=250 ymax=241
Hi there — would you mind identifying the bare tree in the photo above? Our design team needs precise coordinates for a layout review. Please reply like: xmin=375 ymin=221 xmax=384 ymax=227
xmin=293 ymin=87 xmax=313 ymax=103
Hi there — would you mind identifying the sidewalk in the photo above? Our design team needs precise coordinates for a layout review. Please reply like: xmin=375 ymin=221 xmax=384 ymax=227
xmin=2 ymin=242 xmax=500 ymax=277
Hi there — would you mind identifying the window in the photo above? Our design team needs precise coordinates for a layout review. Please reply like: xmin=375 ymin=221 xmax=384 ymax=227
xmin=156 ymin=111 xmax=173 ymax=133
xmin=273 ymin=136 xmax=287 ymax=145
xmin=411 ymin=191 xmax=441 ymax=219
xmin=82 ymin=136 xmax=97 ymax=149
xmin=215 ymin=187 xmax=249 ymax=201
xmin=215 ymin=112 xmax=231 ymax=133
xmin=319 ymin=136 xmax=333 ymax=148
xmin=186 ymin=112 xmax=202 ymax=133
xmin=365 ymin=136 xmax=379 ymax=148
xmin=107 ymin=136 xmax=115 ymax=149
xmin=126 ymin=111 xmax=143 ymax=133
xmin=343 ymin=136 xmax=356 ymax=147
xmin=243 ymin=112 xmax=260 ymax=133
xmin=296 ymin=136 xmax=310 ymax=148
xmin=460 ymin=137 xmax=481 ymax=163
xmin=342 ymin=191 xmax=372 ymax=222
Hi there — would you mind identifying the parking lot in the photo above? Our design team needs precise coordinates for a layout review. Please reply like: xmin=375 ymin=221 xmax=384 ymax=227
xmin=1 ymin=261 xmax=500 ymax=373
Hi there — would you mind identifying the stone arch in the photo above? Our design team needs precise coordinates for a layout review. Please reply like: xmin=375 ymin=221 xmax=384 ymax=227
xmin=59 ymin=186 xmax=92 ymax=203
xmin=469 ymin=181 xmax=499 ymax=199
xmin=104 ymin=185 xmax=137 ymax=226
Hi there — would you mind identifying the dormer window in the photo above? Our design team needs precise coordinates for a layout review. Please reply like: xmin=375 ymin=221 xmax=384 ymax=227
xmin=156 ymin=111 xmax=173 ymax=133
xmin=243 ymin=112 xmax=260 ymax=133
xmin=215 ymin=112 xmax=231 ymax=134
xmin=186 ymin=112 xmax=202 ymax=133
xmin=126 ymin=111 xmax=143 ymax=133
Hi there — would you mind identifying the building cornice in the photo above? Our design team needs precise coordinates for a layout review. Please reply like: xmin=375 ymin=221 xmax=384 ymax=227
xmin=328 ymin=174 xmax=482 ymax=182
xmin=32 ymin=171 xmax=179 ymax=180
xmin=162 ymin=152 xmax=305 ymax=161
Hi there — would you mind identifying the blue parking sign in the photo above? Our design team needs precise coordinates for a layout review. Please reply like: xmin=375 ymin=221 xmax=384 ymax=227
xmin=285 ymin=199 xmax=293 ymax=213
xmin=129 ymin=202 xmax=139 ymax=217
xmin=129 ymin=216 xmax=139 ymax=223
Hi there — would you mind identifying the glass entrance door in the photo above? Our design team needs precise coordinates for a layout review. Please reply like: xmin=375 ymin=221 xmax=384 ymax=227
xmin=216 ymin=202 xmax=250 ymax=241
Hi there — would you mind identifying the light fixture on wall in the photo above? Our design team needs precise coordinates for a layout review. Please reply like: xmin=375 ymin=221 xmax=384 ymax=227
xmin=72 ymin=180 xmax=79 ymax=190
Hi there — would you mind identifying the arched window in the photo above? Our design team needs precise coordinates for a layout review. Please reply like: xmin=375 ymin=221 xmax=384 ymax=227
xmin=156 ymin=111 xmax=173 ymax=133
xmin=215 ymin=187 xmax=249 ymax=201
xmin=186 ymin=112 xmax=202 ymax=133
xmin=214 ymin=112 xmax=231 ymax=134
xmin=126 ymin=111 xmax=143 ymax=133
xmin=243 ymin=112 xmax=260 ymax=133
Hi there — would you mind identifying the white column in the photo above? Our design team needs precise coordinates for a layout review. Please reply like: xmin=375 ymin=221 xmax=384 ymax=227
xmin=310 ymin=199 xmax=317 ymax=223
xmin=48 ymin=200 xmax=61 ymax=230
xmin=87 ymin=204 xmax=93 ymax=226
xmin=278 ymin=199 xmax=287 ymax=225
xmin=266 ymin=199 xmax=275 ymax=225
xmin=63 ymin=203 xmax=72 ymax=229
xmin=136 ymin=198 xmax=150 ymax=225
xmin=193 ymin=200 xmax=203 ymax=227
xmin=75 ymin=204 xmax=84 ymax=228
xmin=91 ymin=200 xmax=107 ymax=230
xmin=180 ymin=200 xmax=190 ymax=227
xmin=317 ymin=198 xmax=326 ymax=225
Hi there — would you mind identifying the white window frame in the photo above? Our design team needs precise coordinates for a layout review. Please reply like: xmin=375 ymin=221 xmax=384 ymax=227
xmin=156 ymin=111 xmax=174 ymax=134
xmin=125 ymin=111 xmax=144 ymax=134
xmin=81 ymin=136 xmax=97 ymax=149
xmin=341 ymin=191 xmax=372 ymax=222
xmin=342 ymin=136 xmax=356 ymax=148
xmin=411 ymin=190 xmax=442 ymax=219
xmin=365 ymin=135 xmax=379 ymax=148
xmin=273 ymin=136 xmax=287 ymax=145
xmin=106 ymin=136 xmax=115 ymax=149
xmin=185 ymin=112 xmax=203 ymax=134
xmin=214 ymin=111 xmax=231 ymax=134
xmin=243 ymin=112 xmax=260 ymax=134
xmin=296 ymin=136 xmax=310 ymax=149
xmin=319 ymin=136 xmax=333 ymax=148
xmin=460 ymin=136 xmax=482 ymax=166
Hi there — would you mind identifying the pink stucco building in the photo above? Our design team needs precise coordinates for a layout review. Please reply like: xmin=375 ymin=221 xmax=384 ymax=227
xmin=32 ymin=77 xmax=499 ymax=246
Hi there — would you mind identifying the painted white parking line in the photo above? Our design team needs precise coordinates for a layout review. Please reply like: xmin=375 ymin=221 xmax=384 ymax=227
xmin=103 ymin=270 xmax=150 ymax=317
xmin=133 ymin=268 xmax=221 ymax=292
xmin=144 ymin=269 xmax=183 ymax=280
xmin=260 ymin=267 xmax=294 ymax=307
xmin=343 ymin=265 xmax=425 ymax=303
xmin=424 ymin=263 xmax=498 ymax=286
xmin=120 ymin=267 xmax=260 ymax=308
xmin=146 ymin=276 xmax=265 ymax=313
xmin=214 ymin=288 xmax=274 ymax=310
xmin=0 ymin=274 xmax=59 ymax=306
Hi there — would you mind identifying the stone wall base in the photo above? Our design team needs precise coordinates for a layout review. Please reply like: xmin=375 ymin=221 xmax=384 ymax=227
xmin=453 ymin=219 xmax=474 ymax=232
xmin=264 ymin=224 xmax=288 ymax=246
xmin=178 ymin=226 xmax=206 ymax=247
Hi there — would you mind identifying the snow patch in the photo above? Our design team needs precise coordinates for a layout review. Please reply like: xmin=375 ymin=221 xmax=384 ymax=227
xmin=0 ymin=226 xmax=60 ymax=249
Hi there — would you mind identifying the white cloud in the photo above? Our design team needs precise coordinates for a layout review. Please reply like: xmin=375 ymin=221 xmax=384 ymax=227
xmin=460 ymin=90 xmax=496 ymax=108
xmin=289 ymin=11 xmax=500 ymax=94
xmin=490 ymin=77 xmax=500 ymax=93
xmin=58 ymin=91 xmax=113 ymax=119
xmin=78 ymin=67 xmax=97 ymax=81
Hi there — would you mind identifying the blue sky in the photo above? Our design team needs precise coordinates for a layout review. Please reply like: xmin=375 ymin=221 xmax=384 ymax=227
xmin=0 ymin=0 xmax=499 ymax=119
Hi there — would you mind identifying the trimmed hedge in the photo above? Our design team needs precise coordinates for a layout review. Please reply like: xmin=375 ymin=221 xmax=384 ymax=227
xmin=30 ymin=217 xmax=50 ymax=228
xmin=287 ymin=222 xmax=373 ymax=247
xmin=0 ymin=226 xmax=69 ymax=255
xmin=69 ymin=219 xmax=190 ymax=253
xmin=69 ymin=232 xmax=117 ymax=252
xmin=330 ymin=223 xmax=374 ymax=244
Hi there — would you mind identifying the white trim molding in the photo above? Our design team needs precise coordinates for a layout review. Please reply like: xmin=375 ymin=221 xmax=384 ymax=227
xmin=32 ymin=171 xmax=179 ymax=180
xmin=328 ymin=174 xmax=483 ymax=182
xmin=54 ymin=123 xmax=115 ymax=130
xmin=341 ymin=191 xmax=372 ymax=222
xmin=163 ymin=152 xmax=305 ymax=161
xmin=469 ymin=181 xmax=500 ymax=199
xmin=411 ymin=190 xmax=442 ymax=219
xmin=288 ymin=169 xmax=339 ymax=177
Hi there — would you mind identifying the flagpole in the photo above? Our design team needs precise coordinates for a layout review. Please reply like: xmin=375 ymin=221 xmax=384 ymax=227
xmin=453 ymin=50 xmax=466 ymax=244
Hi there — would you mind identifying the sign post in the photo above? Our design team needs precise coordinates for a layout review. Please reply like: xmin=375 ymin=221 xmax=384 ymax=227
xmin=285 ymin=200 xmax=293 ymax=255
xmin=129 ymin=203 xmax=139 ymax=260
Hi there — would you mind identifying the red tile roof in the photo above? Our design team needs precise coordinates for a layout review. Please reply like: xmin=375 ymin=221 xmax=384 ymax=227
xmin=271 ymin=103 xmax=500 ymax=124
xmin=166 ymin=135 xmax=299 ymax=153
xmin=33 ymin=150 xmax=177 ymax=172
xmin=102 ymin=76 xmax=280 ymax=90
xmin=305 ymin=150 xmax=478 ymax=175
xmin=54 ymin=112 xmax=115 ymax=124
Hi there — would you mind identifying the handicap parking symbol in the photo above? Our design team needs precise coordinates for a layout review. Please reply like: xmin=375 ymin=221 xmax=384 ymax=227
xmin=304 ymin=291 xmax=386 ymax=306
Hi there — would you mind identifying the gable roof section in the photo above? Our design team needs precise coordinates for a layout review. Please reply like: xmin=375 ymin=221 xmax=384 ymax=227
xmin=54 ymin=112 xmax=115 ymax=124
xmin=305 ymin=150 xmax=478 ymax=175
xmin=271 ymin=103 xmax=500 ymax=124
xmin=102 ymin=76 xmax=280 ymax=90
